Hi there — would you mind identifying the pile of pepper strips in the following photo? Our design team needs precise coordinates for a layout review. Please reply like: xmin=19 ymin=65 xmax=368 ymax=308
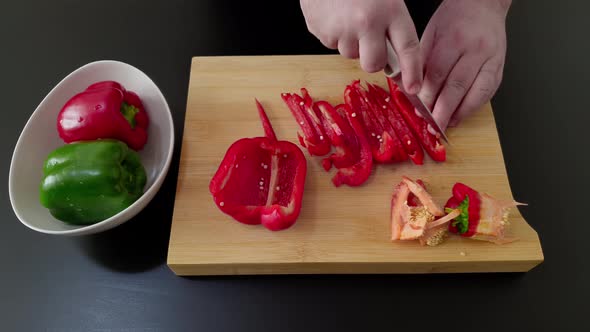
xmin=281 ymin=77 xmax=445 ymax=187
xmin=39 ymin=81 xmax=149 ymax=225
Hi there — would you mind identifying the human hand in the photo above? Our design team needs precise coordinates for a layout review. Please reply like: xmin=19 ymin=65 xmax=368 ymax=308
xmin=418 ymin=0 xmax=512 ymax=131
xmin=300 ymin=0 xmax=423 ymax=94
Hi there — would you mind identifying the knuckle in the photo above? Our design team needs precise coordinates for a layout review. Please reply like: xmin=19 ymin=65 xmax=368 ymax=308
xmin=353 ymin=10 xmax=375 ymax=32
xmin=476 ymin=37 xmax=491 ymax=54
xmin=427 ymin=67 xmax=447 ymax=83
xmin=398 ymin=38 xmax=420 ymax=56
xmin=447 ymin=78 xmax=469 ymax=94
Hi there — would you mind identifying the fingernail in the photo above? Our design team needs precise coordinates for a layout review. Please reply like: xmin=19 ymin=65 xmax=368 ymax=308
xmin=427 ymin=124 xmax=438 ymax=136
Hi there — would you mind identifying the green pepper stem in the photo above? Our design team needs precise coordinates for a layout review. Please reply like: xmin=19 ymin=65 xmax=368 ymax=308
xmin=120 ymin=103 xmax=139 ymax=128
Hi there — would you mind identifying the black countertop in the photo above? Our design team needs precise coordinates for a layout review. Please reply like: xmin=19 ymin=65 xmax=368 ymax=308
xmin=2 ymin=1 xmax=588 ymax=331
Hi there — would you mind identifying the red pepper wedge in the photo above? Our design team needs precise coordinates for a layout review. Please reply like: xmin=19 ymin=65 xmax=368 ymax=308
xmin=209 ymin=100 xmax=307 ymax=231
xmin=344 ymin=81 xmax=394 ymax=163
xmin=331 ymin=104 xmax=373 ymax=187
xmin=57 ymin=80 xmax=149 ymax=150
xmin=314 ymin=101 xmax=359 ymax=169
xmin=368 ymin=83 xmax=424 ymax=165
xmin=281 ymin=92 xmax=331 ymax=156
xmin=358 ymin=83 xmax=408 ymax=163
xmin=389 ymin=82 xmax=446 ymax=162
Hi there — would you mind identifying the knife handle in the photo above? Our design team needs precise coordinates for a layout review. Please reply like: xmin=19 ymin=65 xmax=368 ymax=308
xmin=384 ymin=39 xmax=401 ymax=79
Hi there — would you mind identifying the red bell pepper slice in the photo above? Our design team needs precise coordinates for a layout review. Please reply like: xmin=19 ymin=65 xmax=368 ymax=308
xmin=356 ymin=82 xmax=408 ymax=163
xmin=330 ymin=104 xmax=373 ymax=187
xmin=368 ymin=83 xmax=424 ymax=165
xmin=57 ymin=80 xmax=149 ymax=150
xmin=313 ymin=101 xmax=359 ymax=169
xmin=281 ymin=92 xmax=331 ymax=156
xmin=209 ymin=100 xmax=308 ymax=231
xmin=300 ymin=88 xmax=313 ymax=107
xmin=344 ymin=81 xmax=395 ymax=163
xmin=388 ymin=79 xmax=446 ymax=162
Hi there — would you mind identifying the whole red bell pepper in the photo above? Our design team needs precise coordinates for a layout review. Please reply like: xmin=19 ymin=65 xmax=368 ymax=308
xmin=209 ymin=100 xmax=307 ymax=231
xmin=57 ymin=81 xmax=149 ymax=150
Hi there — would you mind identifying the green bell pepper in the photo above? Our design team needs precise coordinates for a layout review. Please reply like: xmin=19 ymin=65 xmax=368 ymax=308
xmin=39 ymin=139 xmax=147 ymax=225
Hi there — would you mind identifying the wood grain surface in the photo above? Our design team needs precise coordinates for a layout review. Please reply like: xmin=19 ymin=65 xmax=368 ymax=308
xmin=167 ymin=55 xmax=544 ymax=276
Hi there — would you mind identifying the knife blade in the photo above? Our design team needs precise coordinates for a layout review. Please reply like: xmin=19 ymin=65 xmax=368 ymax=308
xmin=383 ymin=39 xmax=450 ymax=144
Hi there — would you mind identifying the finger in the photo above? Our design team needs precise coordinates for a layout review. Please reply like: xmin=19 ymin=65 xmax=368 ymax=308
xmin=418 ymin=16 xmax=436 ymax=69
xmin=338 ymin=37 xmax=359 ymax=59
xmin=418 ymin=43 xmax=462 ymax=110
xmin=431 ymin=54 xmax=488 ymax=131
xmin=359 ymin=33 xmax=387 ymax=73
xmin=387 ymin=3 xmax=422 ymax=94
xmin=450 ymin=58 xmax=502 ymax=126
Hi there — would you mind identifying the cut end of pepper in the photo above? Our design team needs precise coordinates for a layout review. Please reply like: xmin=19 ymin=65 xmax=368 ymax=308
xmin=120 ymin=102 xmax=140 ymax=128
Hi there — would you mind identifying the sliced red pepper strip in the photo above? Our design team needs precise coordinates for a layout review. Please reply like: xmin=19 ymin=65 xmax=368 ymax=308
xmin=281 ymin=92 xmax=330 ymax=156
xmin=344 ymin=81 xmax=394 ymax=163
xmin=210 ymin=100 xmax=307 ymax=231
xmin=300 ymin=88 xmax=313 ymax=107
xmin=331 ymin=104 xmax=373 ymax=187
xmin=390 ymin=83 xmax=446 ymax=162
xmin=314 ymin=101 xmax=358 ymax=169
xmin=361 ymin=83 xmax=408 ymax=162
xmin=369 ymin=83 xmax=424 ymax=165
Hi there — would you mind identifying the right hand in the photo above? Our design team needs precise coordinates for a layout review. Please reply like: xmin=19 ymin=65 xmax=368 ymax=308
xmin=300 ymin=0 xmax=423 ymax=94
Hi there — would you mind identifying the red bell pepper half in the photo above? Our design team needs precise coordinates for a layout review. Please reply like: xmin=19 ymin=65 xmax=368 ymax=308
xmin=368 ymin=83 xmax=424 ymax=165
xmin=330 ymin=104 xmax=373 ymax=187
xmin=344 ymin=81 xmax=395 ymax=163
xmin=281 ymin=92 xmax=331 ymax=156
xmin=57 ymin=80 xmax=149 ymax=150
xmin=444 ymin=182 xmax=526 ymax=243
xmin=209 ymin=100 xmax=308 ymax=231
xmin=388 ymin=78 xmax=446 ymax=162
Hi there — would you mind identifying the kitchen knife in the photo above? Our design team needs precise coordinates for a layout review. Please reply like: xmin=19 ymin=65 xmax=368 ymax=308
xmin=383 ymin=39 xmax=450 ymax=144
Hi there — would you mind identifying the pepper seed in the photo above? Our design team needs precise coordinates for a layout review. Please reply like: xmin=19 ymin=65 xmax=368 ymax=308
xmin=220 ymin=202 xmax=225 ymax=207
xmin=351 ymin=113 xmax=357 ymax=117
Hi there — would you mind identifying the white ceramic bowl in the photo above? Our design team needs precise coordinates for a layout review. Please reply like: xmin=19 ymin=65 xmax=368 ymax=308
xmin=9 ymin=60 xmax=175 ymax=236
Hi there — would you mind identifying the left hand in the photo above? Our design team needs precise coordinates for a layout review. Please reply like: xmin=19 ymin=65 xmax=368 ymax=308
xmin=418 ymin=0 xmax=512 ymax=131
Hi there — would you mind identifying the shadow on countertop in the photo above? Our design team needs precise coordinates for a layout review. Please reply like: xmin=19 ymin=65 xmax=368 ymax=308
xmin=74 ymin=157 xmax=181 ymax=274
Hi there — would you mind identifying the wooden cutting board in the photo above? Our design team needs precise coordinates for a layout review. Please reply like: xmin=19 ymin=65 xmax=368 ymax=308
xmin=167 ymin=55 xmax=544 ymax=276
